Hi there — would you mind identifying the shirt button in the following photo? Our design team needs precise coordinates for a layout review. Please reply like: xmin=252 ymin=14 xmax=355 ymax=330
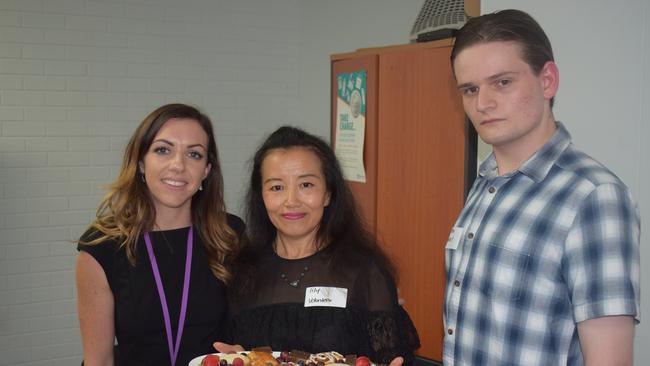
xmin=467 ymin=232 xmax=474 ymax=239
xmin=488 ymin=186 xmax=496 ymax=193
xmin=454 ymin=280 xmax=460 ymax=287
xmin=447 ymin=328 xmax=454 ymax=335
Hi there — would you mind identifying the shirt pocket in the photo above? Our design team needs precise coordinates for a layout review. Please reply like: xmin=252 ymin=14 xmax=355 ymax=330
xmin=479 ymin=242 xmax=531 ymax=301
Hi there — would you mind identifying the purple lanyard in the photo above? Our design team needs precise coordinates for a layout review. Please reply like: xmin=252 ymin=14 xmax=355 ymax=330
xmin=144 ymin=227 xmax=193 ymax=366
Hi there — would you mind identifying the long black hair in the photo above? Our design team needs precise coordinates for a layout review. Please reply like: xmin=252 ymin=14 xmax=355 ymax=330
xmin=233 ymin=126 xmax=396 ymax=291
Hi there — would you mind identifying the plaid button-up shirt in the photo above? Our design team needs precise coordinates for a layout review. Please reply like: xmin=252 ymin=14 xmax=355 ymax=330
xmin=443 ymin=122 xmax=640 ymax=366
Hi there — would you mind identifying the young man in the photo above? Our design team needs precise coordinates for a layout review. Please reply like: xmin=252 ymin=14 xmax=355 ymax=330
xmin=444 ymin=9 xmax=640 ymax=365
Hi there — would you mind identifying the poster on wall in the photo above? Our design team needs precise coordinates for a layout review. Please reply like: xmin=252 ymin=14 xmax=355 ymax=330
xmin=335 ymin=70 xmax=367 ymax=183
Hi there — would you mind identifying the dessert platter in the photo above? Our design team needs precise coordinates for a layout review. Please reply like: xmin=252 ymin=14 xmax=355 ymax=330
xmin=189 ymin=348 xmax=374 ymax=366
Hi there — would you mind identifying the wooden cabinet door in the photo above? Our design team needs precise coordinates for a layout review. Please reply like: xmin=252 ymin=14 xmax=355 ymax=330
xmin=375 ymin=45 xmax=467 ymax=361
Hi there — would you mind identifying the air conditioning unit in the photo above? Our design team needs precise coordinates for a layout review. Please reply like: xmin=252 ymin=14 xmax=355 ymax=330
xmin=410 ymin=0 xmax=479 ymax=42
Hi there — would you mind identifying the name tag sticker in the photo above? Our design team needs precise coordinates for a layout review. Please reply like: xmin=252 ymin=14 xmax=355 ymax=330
xmin=304 ymin=286 xmax=348 ymax=308
xmin=446 ymin=227 xmax=463 ymax=250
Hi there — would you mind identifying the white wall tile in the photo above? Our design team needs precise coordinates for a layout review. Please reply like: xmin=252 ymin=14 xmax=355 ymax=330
xmin=68 ymin=166 xmax=112 ymax=181
xmin=43 ymin=0 xmax=85 ymax=15
xmin=9 ymin=301 xmax=50 ymax=319
xmin=0 ymin=25 xmax=44 ymax=43
xmin=24 ymin=106 xmax=68 ymax=121
xmin=26 ymin=167 xmax=70 ymax=182
xmin=47 ymin=182 xmax=89 ymax=196
xmin=87 ymin=61 xmax=127 ymax=77
xmin=85 ymin=31 xmax=127 ymax=48
xmin=86 ymin=91 xmax=127 ymax=106
xmin=0 ymin=198 xmax=26 ymax=214
xmin=0 ymin=137 xmax=25 ymax=152
xmin=21 ymin=12 xmax=66 ymax=29
xmin=86 ymin=1 xmax=125 ymax=17
xmin=45 ymin=121 xmax=88 ymax=136
xmin=0 ymin=168 xmax=27 ymax=185
xmin=27 ymin=226 xmax=72 ymax=243
xmin=3 ymin=121 xmax=46 ymax=136
xmin=1 ymin=91 xmax=46 ymax=105
xmin=64 ymin=15 xmax=108 ymax=32
xmin=48 ymin=211 xmax=93 ymax=226
xmin=5 ymin=182 xmax=47 ymax=197
xmin=22 ymin=44 xmax=67 ymax=60
xmin=66 ymin=45 xmax=107 ymax=62
xmin=0 ymin=74 xmax=23 ymax=90
xmin=9 ymin=331 xmax=52 ymax=348
xmin=44 ymin=61 xmax=87 ymax=76
xmin=0 ymin=0 xmax=44 ymax=12
xmin=26 ymin=137 xmax=68 ymax=152
xmin=68 ymin=136 xmax=109 ymax=151
xmin=5 ymin=212 xmax=49 ymax=228
xmin=25 ymin=197 xmax=69 ymax=212
xmin=67 ymin=106 xmax=107 ymax=121
xmin=0 ymin=106 xmax=24 ymax=121
xmin=47 ymin=151 xmax=89 ymax=166
xmin=50 ymin=241 xmax=77 ymax=256
xmin=0 ymin=12 xmax=21 ymax=27
xmin=3 ymin=152 xmax=48 ymax=168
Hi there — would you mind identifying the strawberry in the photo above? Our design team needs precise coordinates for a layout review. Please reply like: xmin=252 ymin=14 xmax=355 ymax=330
xmin=355 ymin=356 xmax=371 ymax=366
xmin=202 ymin=354 xmax=220 ymax=366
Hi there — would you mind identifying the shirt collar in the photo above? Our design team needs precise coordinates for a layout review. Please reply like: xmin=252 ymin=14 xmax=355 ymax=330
xmin=478 ymin=121 xmax=572 ymax=182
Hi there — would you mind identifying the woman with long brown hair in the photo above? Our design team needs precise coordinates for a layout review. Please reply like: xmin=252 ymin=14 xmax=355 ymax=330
xmin=77 ymin=103 xmax=243 ymax=366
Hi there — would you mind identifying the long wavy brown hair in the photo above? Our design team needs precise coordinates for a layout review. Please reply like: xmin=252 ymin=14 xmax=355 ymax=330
xmin=80 ymin=103 xmax=238 ymax=282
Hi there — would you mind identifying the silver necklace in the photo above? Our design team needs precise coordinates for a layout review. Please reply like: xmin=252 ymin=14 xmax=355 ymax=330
xmin=274 ymin=238 xmax=316 ymax=288
xmin=280 ymin=266 xmax=309 ymax=288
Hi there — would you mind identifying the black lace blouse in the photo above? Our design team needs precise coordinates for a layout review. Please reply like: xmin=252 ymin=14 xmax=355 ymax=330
xmin=226 ymin=246 xmax=420 ymax=365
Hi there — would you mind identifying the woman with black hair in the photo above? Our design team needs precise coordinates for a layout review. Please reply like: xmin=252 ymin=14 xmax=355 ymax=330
xmin=216 ymin=126 xmax=419 ymax=365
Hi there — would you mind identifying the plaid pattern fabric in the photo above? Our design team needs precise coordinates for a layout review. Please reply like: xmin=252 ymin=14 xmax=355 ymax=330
xmin=443 ymin=122 xmax=640 ymax=366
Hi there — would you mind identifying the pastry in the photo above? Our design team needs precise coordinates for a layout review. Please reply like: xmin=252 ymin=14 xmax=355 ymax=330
xmin=308 ymin=352 xmax=345 ymax=365
xmin=248 ymin=351 xmax=280 ymax=366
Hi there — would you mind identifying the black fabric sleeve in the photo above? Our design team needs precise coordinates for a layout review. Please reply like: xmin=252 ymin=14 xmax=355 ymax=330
xmin=77 ymin=229 xmax=118 ymax=284
xmin=363 ymin=261 xmax=420 ymax=365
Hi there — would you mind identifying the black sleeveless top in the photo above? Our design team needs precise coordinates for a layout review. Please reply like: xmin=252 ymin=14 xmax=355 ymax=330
xmin=78 ymin=214 xmax=244 ymax=366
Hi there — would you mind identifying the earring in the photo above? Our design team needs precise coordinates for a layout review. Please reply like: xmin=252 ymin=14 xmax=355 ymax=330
xmin=198 ymin=184 xmax=203 ymax=191
xmin=141 ymin=174 xmax=146 ymax=183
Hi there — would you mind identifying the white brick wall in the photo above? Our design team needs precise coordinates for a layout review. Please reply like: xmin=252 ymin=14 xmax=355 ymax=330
xmin=0 ymin=0 xmax=426 ymax=364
